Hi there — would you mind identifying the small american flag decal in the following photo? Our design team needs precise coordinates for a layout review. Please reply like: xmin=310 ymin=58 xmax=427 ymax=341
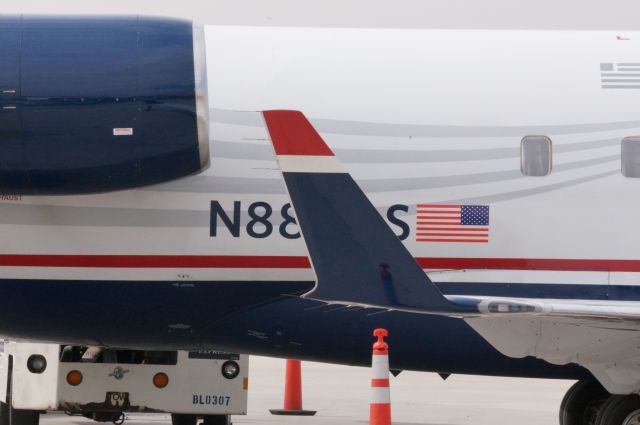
xmin=416 ymin=204 xmax=490 ymax=243
xmin=600 ymin=63 xmax=640 ymax=89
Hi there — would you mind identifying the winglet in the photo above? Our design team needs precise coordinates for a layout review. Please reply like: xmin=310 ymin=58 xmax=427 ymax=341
xmin=263 ymin=110 xmax=334 ymax=156
xmin=263 ymin=110 xmax=344 ymax=174
xmin=262 ymin=109 xmax=463 ymax=314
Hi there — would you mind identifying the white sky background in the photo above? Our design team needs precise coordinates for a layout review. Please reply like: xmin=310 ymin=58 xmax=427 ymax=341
xmin=2 ymin=0 xmax=640 ymax=30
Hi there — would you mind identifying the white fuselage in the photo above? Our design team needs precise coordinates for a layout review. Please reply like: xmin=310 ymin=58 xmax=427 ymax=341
xmin=1 ymin=26 xmax=638 ymax=291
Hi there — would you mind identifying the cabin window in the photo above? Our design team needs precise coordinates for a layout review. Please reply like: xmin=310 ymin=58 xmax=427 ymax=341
xmin=622 ymin=137 xmax=640 ymax=178
xmin=521 ymin=136 xmax=552 ymax=176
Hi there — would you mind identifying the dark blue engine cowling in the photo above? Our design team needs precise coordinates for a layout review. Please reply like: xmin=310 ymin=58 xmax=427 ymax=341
xmin=0 ymin=15 xmax=209 ymax=194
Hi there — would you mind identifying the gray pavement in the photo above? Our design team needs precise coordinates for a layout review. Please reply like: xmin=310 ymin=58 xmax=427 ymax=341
xmin=42 ymin=356 xmax=573 ymax=425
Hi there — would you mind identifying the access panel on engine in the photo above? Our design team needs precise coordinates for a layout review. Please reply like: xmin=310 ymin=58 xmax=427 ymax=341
xmin=0 ymin=15 xmax=29 ymax=189
xmin=20 ymin=16 xmax=142 ymax=193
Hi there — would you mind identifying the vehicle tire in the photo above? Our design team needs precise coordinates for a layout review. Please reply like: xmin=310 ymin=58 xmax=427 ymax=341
xmin=85 ymin=412 xmax=123 ymax=423
xmin=595 ymin=395 xmax=640 ymax=425
xmin=170 ymin=414 xmax=198 ymax=425
xmin=202 ymin=415 xmax=230 ymax=425
xmin=0 ymin=402 xmax=9 ymax=425
xmin=560 ymin=380 xmax=610 ymax=425
xmin=0 ymin=402 xmax=39 ymax=425
xmin=8 ymin=409 xmax=39 ymax=425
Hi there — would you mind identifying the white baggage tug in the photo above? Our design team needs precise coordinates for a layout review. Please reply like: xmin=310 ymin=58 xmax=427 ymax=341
xmin=0 ymin=341 xmax=248 ymax=425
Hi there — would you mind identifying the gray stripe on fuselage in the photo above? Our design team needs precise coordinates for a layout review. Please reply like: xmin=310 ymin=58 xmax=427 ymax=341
xmin=440 ymin=170 xmax=619 ymax=205
xmin=361 ymin=154 xmax=617 ymax=192
xmin=0 ymin=170 xmax=618 ymax=227
xmin=211 ymin=137 xmax=621 ymax=163
xmin=0 ymin=200 xmax=390 ymax=229
xmin=211 ymin=108 xmax=640 ymax=137
xmin=154 ymin=154 xmax=619 ymax=194
xmin=0 ymin=204 xmax=210 ymax=227
xmin=601 ymin=79 xmax=640 ymax=83
xmin=601 ymin=73 xmax=640 ymax=77
xmin=0 ymin=169 xmax=618 ymax=227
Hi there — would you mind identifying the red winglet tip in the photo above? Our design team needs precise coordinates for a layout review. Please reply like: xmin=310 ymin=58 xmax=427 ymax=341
xmin=263 ymin=110 xmax=335 ymax=156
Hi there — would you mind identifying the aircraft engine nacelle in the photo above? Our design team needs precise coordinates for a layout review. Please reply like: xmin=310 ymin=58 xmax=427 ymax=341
xmin=0 ymin=15 xmax=209 ymax=194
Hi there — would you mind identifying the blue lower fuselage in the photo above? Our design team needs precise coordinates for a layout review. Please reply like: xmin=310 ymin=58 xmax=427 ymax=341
xmin=0 ymin=278 xmax=610 ymax=380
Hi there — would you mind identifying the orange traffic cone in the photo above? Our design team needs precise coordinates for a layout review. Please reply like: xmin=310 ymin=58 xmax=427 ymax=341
xmin=269 ymin=359 xmax=317 ymax=416
xmin=370 ymin=328 xmax=391 ymax=425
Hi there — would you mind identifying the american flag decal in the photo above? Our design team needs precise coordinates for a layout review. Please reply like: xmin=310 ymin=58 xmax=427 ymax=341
xmin=600 ymin=63 xmax=640 ymax=89
xmin=416 ymin=204 xmax=490 ymax=243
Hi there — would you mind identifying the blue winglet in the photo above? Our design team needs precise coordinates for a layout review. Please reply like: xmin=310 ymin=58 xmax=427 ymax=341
xmin=263 ymin=110 xmax=469 ymax=314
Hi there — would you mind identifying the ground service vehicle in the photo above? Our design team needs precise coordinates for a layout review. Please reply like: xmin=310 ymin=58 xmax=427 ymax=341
xmin=0 ymin=342 xmax=248 ymax=425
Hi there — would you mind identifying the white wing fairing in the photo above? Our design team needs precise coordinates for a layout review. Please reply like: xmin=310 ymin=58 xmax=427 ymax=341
xmin=466 ymin=314 xmax=640 ymax=394
xmin=262 ymin=109 xmax=640 ymax=395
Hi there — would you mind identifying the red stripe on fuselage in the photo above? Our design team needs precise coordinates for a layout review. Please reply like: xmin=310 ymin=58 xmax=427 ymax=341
xmin=0 ymin=255 xmax=310 ymax=269
xmin=417 ymin=227 xmax=489 ymax=232
xmin=416 ymin=239 xmax=489 ymax=243
xmin=416 ymin=233 xmax=489 ymax=237
xmin=0 ymin=255 xmax=639 ymax=272
xmin=263 ymin=110 xmax=335 ymax=156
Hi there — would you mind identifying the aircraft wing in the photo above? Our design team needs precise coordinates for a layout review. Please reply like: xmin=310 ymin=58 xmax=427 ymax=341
xmin=261 ymin=109 xmax=640 ymax=394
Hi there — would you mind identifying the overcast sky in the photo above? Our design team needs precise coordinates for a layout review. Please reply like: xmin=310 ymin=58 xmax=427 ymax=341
xmin=3 ymin=0 xmax=640 ymax=30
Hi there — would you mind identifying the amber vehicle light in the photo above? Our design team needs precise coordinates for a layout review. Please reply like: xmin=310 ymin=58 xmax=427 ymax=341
xmin=153 ymin=372 xmax=169 ymax=388
xmin=66 ymin=370 xmax=83 ymax=386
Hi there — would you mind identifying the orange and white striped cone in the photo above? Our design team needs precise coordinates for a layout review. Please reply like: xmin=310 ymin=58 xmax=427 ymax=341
xmin=370 ymin=328 xmax=392 ymax=425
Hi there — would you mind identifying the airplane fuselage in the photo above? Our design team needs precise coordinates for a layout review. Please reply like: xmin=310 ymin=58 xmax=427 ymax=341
xmin=0 ymin=24 xmax=637 ymax=381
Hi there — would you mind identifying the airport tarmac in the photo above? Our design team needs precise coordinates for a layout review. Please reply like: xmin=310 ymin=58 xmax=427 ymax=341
xmin=42 ymin=356 xmax=573 ymax=425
